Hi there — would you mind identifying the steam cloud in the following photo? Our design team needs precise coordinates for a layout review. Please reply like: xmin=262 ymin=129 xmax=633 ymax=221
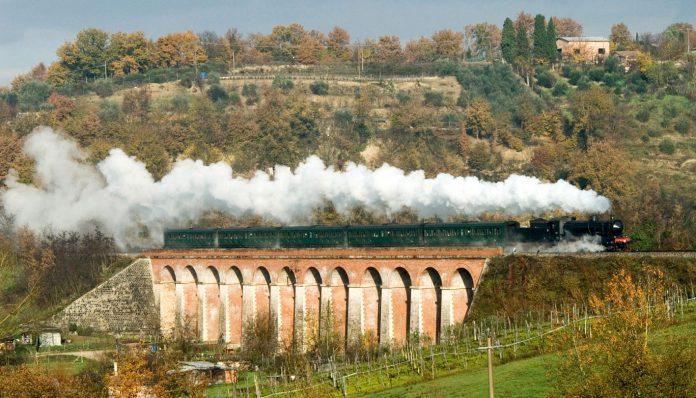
xmin=1 ymin=128 xmax=611 ymax=248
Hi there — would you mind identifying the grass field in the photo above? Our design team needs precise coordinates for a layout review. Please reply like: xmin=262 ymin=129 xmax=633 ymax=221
xmin=362 ymin=353 xmax=558 ymax=398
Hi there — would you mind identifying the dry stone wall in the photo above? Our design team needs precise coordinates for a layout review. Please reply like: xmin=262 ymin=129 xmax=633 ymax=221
xmin=50 ymin=258 xmax=158 ymax=334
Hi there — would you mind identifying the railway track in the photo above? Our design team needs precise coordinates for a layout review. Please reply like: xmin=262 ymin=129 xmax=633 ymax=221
xmin=517 ymin=251 xmax=696 ymax=258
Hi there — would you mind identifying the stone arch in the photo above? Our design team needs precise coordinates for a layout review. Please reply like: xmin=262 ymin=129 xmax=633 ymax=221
xmin=253 ymin=267 xmax=272 ymax=320
xmin=200 ymin=266 xmax=222 ymax=342
xmin=180 ymin=265 xmax=199 ymax=339
xmin=329 ymin=267 xmax=350 ymax=345
xmin=277 ymin=267 xmax=297 ymax=348
xmin=303 ymin=267 xmax=322 ymax=350
xmin=418 ymin=267 xmax=443 ymax=344
xmin=450 ymin=267 xmax=475 ymax=325
xmin=388 ymin=267 xmax=411 ymax=345
xmin=362 ymin=267 xmax=382 ymax=343
xmin=159 ymin=266 xmax=177 ymax=338
xmin=224 ymin=266 xmax=244 ymax=346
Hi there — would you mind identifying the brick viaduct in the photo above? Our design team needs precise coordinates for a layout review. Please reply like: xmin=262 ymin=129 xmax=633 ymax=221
xmin=146 ymin=246 xmax=501 ymax=349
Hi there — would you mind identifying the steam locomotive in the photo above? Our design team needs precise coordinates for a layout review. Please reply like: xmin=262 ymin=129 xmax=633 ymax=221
xmin=164 ymin=217 xmax=630 ymax=251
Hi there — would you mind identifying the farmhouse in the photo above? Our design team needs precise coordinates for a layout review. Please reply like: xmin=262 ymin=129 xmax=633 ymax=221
xmin=556 ymin=37 xmax=610 ymax=62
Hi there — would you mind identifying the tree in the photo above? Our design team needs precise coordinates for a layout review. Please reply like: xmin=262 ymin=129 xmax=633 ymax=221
xmin=465 ymin=97 xmax=494 ymax=139
xmin=551 ymin=16 xmax=583 ymax=37
xmin=55 ymin=28 xmax=110 ymax=79
xmin=404 ymin=37 xmax=437 ymax=63
xmin=432 ymin=29 xmax=464 ymax=61
xmin=153 ymin=31 xmax=207 ymax=68
xmin=546 ymin=17 xmax=558 ymax=63
xmin=464 ymin=23 xmax=501 ymax=61
xmin=514 ymin=12 xmax=535 ymax=36
xmin=516 ymin=25 xmax=530 ymax=62
xmin=610 ymin=23 xmax=633 ymax=50
xmin=532 ymin=14 xmax=548 ymax=62
xmin=198 ymin=30 xmax=232 ymax=65
xmin=296 ymin=31 xmax=324 ymax=65
xmin=501 ymin=18 xmax=517 ymax=64
xmin=16 ymin=80 xmax=51 ymax=111
xmin=374 ymin=36 xmax=402 ymax=71
xmin=327 ymin=26 xmax=351 ymax=61
xmin=107 ymin=31 xmax=151 ymax=75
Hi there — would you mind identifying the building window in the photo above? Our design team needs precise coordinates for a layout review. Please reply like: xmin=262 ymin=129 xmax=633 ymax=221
xmin=598 ymin=48 xmax=606 ymax=55
xmin=574 ymin=48 xmax=581 ymax=54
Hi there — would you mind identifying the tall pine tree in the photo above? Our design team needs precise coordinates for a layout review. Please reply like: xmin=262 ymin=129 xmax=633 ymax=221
xmin=501 ymin=18 xmax=517 ymax=64
xmin=516 ymin=25 xmax=530 ymax=62
xmin=532 ymin=14 xmax=548 ymax=62
xmin=546 ymin=17 xmax=558 ymax=64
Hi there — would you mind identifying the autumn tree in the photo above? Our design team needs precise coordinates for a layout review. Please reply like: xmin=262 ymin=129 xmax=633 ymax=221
xmin=610 ymin=23 xmax=633 ymax=51
xmin=514 ymin=11 xmax=535 ymax=36
xmin=107 ymin=31 xmax=151 ymax=75
xmin=465 ymin=97 xmax=494 ymax=139
xmin=198 ymin=30 xmax=232 ymax=65
xmin=152 ymin=31 xmax=207 ymax=68
xmin=326 ymin=26 xmax=352 ymax=61
xmin=374 ymin=35 xmax=403 ymax=71
xmin=56 ymin=28 xmax=110 ymax=79
xmin=551 ymin=16 xmax=583 ymax=37
xmin=464 ymin=23 xmax=501 ymax=61
xmin=432 ymin=29 xmax=464 ymax=61
xmin=404 ymin=37 xmax=437 ymax=63
xmin=553 ymin=268 xmax=696 ymax=397
xmin=568 ymin=85 xmax=614 ymax=145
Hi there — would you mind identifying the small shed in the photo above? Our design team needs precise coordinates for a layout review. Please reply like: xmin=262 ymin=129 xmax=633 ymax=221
xmin=1 ymin=336 xmax=15 ymax=351
xmin=39 ymin=332 xmax=62 ymax=347
xmin=171 ymin=361 xmax=238 ymax=385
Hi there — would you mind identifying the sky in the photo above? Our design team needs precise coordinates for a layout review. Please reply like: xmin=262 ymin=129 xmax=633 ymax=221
xmin=0 ymin=0 xmax=694 ymax=86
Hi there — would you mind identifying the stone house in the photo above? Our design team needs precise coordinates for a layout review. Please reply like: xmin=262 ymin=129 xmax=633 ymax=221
xmin=556 ymin=37 xmax=610 ymax=63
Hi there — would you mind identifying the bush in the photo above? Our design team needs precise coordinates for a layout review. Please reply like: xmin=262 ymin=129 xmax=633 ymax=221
xmin=17 ymin=80 xmax=52 ymax=111
xmin=552 ymin=82 xmax=570 ymax=96
xmin=242 ymin=83 xmax=259 ymax=104
xmin=536 ymin=70 xmax=556 ymax=88
xmin=396 ymin=90 xmax=410 ymax=104
xmin=333 ymin=109 xmax=353 ymax=126
xmin=98 ymin=100 xmax=121 ymax=122
xmin=647 ymin=128 xmax=662 ymax=138
xmin=272 ymin=75 xmax=294 ymax=92
xmin=170 ymin=93 xmax=190 ymax=112
xmin=309 ymin=80 xmax=329 ymax=95
xmin=228 ymin=91 xmax=241 ymax=106
xmin=567 ymin=69 xmax=583 ymax=85
xmin=207 ymin=71 xmax=221 ymax=84
xmin=588 ymin=68 xmax=605 ymax=82
xmin=423 ymin=90 xmax=444 ymax=107
xmin=659 ymin=138 xmax=676 ymax=154
xmin=91 ymin=78 xmax=113 ymax=98
xmin=636 ymin=107 xmax=651 ymax=123
xmin=206 ymin=84 xmax=228 ymax=103
xmin=576 ymin=76 xmax=591 ymax=90
xmin=675 ymin=118 xmax=691 ymax=135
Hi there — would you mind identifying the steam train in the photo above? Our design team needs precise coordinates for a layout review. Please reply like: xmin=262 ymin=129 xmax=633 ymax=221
xmin=164 ymin=217 xmax=631 ymax=251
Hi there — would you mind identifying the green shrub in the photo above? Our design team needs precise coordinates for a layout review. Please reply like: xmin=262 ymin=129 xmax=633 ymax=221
xmin=659 ymin=138 xmax=676 ymax=154
xmin=242 ymin=83 xmax=259 ymax=104
xmin=567 ymin=69 xmax=583 ymax=85
xmin=17 ymin=80 xmax=52 ymax=111
xmin=207 ymin=84 xmax=228 ymax=103
xmin=636 ymin=108 xmax=651 ymax=123
xmin=207 ymin=72 xmax=221 ymax=84
xmin=675 ymin=118 xmax=691 ymax=135
xmin=552 ymin=82 xmax=570 ymax=96
xmin=588 ymin=68 xmax=605 ymax=82
xmin=333 ymin=109 xmax=353 ymax=126
xmin=91 ymin=78 xmax=113 ymax=98
xmin=423 ymin=90 xmax=444 ymax=107
xmin=170 ymin=94 xmax=190 ymax=112
xmin=647 ymin=128 xmax=662 ymax=138
xmin=98 ymin=100 xmax=121 ymax=122
xmin=396 ymin=90 xmax=410 ymax=104
xmin=309 ymin=80 xmax=329 ymax=95
xmin=536 ymin=70 xmax=556 ymax=88
xmin=272 ymin=75 xmax=294 ymax=92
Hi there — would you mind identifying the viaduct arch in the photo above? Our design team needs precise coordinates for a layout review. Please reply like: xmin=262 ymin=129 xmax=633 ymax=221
xmin=148 ymin=247 xmax=499 ymax=349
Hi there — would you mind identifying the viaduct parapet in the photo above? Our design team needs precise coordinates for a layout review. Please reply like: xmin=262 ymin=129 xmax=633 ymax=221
xmin=147 ymin=247 xmax=500 ymax=349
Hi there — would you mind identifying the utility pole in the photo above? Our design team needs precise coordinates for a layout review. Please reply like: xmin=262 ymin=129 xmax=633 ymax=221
xmin=487 ymin=337 xmax=495 ymax=398
xmin=103 ymin=61 xmax=107 ymax=79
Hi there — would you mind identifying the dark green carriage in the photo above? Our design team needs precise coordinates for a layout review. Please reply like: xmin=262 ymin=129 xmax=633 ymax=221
xmin=218 ymin=228 xmax=278 ymax=248
xmin=164 ymin=229 xmax=217 ymax=249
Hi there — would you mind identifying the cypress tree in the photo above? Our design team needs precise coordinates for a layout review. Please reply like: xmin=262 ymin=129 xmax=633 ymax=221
xmin=501 ymin=18 xmax=517 ymax=64
xmin=532 ymin=14 xmax=548 ymax=62
xmin=516 ymin=25 xmax=530 ymax=62
xmin=546 ymin=17 xmax=558 ymax=63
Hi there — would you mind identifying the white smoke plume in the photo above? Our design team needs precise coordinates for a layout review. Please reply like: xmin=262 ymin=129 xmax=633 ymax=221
xmin=1 ymin=127 xmax=612 ymax=249
xmin=505 ymin=235 xmax=606 ymax=254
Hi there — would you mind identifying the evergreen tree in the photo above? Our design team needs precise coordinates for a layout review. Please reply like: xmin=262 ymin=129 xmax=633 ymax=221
xmin=516 ymin=25 xmax=530 ymax=62
xmin=533 ymin=14 xmax=548 ymax=62
xmin=546 ymin=17 xmax=558 ymax=63
xmin=501 ymin=18 xmax=517 ymax=64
